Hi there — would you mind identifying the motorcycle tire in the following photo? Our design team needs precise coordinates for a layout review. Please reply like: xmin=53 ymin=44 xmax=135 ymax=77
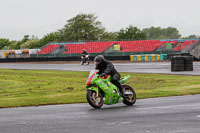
xmin=122 ymin=85 xmax=136 ymax=106
xmin=86 ymin=90 xmax=103 ymax=109
xmin=184 ymin=66 xmax=193 ymax=71
xmin=171 ymin=60 xmax=184 ymax=64
xmin=87 ymin=60 xmax=90 ymax=65
xmin=171 ymin=66 xmax=184 ymax=71
xmin=184 ymin=56 xmax=193 ymax=61
xmin=185 ymin=60 xmax=193 ymax=64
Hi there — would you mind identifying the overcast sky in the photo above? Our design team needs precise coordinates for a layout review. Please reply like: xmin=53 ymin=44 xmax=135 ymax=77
xmin=0 ymin=0 xmax=199 ymax=40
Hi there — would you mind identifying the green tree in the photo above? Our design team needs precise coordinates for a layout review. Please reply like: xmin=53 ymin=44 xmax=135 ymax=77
xmin=1 ymin=40 xmax=18 ymax=50
xmin=12 ymin=35 xmax=30 ymax=49
xmin=2 ymin=35 xmax=41 ymax=50
xmin=163 ymin=27 xmax=181 ymax=39
xmin=182 ymin=35 xmax=199 ymax=39
xmin=61 ymin=13 xmax=105 ymax=41
xmin=143 ymin=27 xmax=181 ymax=40
xmin=101 ymin=32 xmax=117 ymax=41
xmin=117 ymin=25 xmax=146 ymax=40
xmin=39 ymin=32 xmax=61 ymax=47
xmin=20 ymin=39 xmax=40 ymax=49
xmin=143 ymin=27 xmax=163 ymax=40
xmin=0 ymin=38 xmax=11 ymax=49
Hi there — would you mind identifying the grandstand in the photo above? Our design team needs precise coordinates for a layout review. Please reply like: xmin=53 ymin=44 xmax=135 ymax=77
xmin=37 ymin=44 xmax=60 ymax=54
xmin=1 ymin=39 xmax=199 ymax=62
xmin=172 ymin=40 xmax=196 ymax=51
xmin=35 ymin=39 xmax=199 ymax=58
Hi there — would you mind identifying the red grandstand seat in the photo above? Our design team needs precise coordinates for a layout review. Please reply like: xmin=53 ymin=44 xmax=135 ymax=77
xmin=37 ymin=44 xmax=60 ymax=54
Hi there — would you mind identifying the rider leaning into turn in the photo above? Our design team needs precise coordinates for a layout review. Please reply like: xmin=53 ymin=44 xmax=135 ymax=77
xmin=94 ymin=55 xmax=124 ymax=97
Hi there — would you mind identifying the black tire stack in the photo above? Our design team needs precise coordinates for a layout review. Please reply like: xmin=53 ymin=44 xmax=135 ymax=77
xmin=171 ymin=56 xmax=193 ymax=72
xmin=184 ymin=56 xmax=193 ymax=71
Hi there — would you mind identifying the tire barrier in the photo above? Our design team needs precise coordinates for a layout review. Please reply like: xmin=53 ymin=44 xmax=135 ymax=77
xmin=171 ymin=56 xmax=193 ymax=72
xmin=168 ymin=53 xmax=191 ymax=60
xmin=184 ymin=56 xmax=193 ymax=71
xmin=130 ymin=54 xmax=167 ymax=62
xmin=0 ymin=56 xmax=130 ymax=63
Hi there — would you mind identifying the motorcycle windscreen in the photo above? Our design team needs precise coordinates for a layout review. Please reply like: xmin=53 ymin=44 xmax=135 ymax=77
xmin=87 ymin=70 xmax=99 ymax=85
xmin=88 ymin=70 xmax=98 ymax=79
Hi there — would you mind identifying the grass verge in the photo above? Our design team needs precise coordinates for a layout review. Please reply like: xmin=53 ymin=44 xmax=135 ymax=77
xmin=0 ymin=69 xmax=200 ymax=108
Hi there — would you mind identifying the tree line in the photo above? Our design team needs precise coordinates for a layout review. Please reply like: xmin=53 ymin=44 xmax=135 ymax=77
xmin=0 ymin=13 xmax=199 ymax=50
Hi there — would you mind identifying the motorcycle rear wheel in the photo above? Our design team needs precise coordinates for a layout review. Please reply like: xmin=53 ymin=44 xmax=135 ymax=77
xmin=122 ymin=85 xmax=136 ymax=106
xmin=86 ymin=90 xmax=103 ymax=109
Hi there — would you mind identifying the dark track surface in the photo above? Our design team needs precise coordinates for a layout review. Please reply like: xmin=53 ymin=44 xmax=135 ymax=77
xmin=0 ymin=62 xmax=200 ymax=75
xmin=0 ymin=95 xmax=200 ymax=133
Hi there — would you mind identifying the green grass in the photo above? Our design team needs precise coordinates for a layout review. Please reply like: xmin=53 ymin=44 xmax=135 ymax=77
xmin=0 ymin=68 xmax=200 ymax=108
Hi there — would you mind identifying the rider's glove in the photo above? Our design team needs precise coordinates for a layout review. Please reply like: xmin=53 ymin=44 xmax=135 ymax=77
xmin=99 ymin=73 xmax=106 ymax=77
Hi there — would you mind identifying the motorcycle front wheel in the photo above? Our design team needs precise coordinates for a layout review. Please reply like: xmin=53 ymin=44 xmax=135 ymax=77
xmin=81 ymin=60 xmax=84 ymax=65
xmin=86 ymin=90 xmax=103 ymax=109
xmin=86 ymin=60 xmax=90 ymax=65
xmin=122 ymin=85 xmax=136 ymax=106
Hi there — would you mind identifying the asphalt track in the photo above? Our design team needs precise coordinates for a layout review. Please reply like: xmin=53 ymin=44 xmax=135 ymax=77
xmin=0 ymin=62 xmax=200 ymax=75
xmin=0 ymin=94 xmax=200 ymax=133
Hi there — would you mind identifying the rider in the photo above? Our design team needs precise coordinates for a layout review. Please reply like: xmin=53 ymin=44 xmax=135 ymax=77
xmin=82 ymin=50 xmax=88 ymax=56
xmin=94 ymin=55 xmax=124 ymax=97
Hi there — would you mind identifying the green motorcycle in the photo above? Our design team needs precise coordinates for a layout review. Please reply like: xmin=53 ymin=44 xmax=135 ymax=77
xmin=86 ymin=70 xmax=136 ymax=109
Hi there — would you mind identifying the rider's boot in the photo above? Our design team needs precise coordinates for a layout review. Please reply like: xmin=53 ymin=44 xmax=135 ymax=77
xmin=119 ymin=88 xmax=125 ymax=98
xmin=111 ymin=79 xmax=124 ymax=97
